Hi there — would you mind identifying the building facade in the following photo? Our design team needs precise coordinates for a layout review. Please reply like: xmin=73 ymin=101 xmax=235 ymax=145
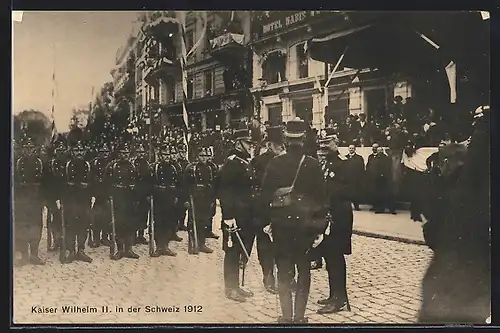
xmin=250 ymin=11 xmax=412 ymax=129
xmin=110 ymin=32 xmax=137 ymax=122
xmin=133 ymin=11 xmax=253 ymax=133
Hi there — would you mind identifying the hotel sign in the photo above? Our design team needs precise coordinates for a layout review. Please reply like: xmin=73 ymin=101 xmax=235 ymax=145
xmin=258 ymin=11 xmax=328 ymax=37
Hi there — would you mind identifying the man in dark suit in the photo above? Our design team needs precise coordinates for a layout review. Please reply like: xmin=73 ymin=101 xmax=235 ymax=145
xmin=260 ymin=117 xmax=327 ymax=323
xmin=344 ymin=144 xmax=365 ymax=211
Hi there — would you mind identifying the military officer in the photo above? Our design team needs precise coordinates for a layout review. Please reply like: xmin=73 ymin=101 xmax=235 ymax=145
xmin=218 ymin=124 xmax=257 ymax=302
xmin=260 ymin=117 xmax=327 ymax=323
xmin=204 ymin=146 xmax=220 ymax=240
xmin=13 ymin=135 xmax=46 ymax=266
xmin=250 ymin=126 xmax=284 ymax=294
xmin=89 ymin=138 xmax=113 ymax=248
xmin=150 ymin=143 xmax=180 ymax=257
xmin=182 ymin=147 xmax=216 ymax=255
xmin=132 ymin=141 xmax=152 ymax=245
xmin=315 ymin=135 xmax=353 ymax=314
xmin=45 ymin=138 xmax=68 ymax=253
xmin=61 ymin=139 xmax=93 ymax=263
xmin=105 ymin=139 xmax=140 ymax=260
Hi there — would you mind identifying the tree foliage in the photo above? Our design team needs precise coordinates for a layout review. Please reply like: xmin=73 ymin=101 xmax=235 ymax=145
xmin=13 ymin=109 xmax=52 ymax=146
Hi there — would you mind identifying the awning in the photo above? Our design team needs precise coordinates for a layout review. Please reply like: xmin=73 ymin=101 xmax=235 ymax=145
xmin=308 ymin=12 xmax=489 ymax=76
xmin=308 ymin=22 xmax=448 ymax=76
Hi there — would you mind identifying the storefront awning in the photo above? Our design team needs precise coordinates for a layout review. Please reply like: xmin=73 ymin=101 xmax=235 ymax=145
xmin=308 ymin=22 xmax=448 ymax=76
xmin=308 ymin=12 xmax=489 ymax=77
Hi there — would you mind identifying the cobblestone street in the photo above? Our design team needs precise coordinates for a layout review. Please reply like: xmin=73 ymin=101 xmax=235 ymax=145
xmin=13 ymin=207 xmax=432 ymax=325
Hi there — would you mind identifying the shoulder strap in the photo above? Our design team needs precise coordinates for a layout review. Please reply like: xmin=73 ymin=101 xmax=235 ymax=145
xmin=290 ymin=155 xmax=306 ymax=189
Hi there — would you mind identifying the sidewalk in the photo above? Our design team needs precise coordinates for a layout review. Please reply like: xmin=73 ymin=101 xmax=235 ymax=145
xmin=212 ymin=202 xmax=426 ymax=245
xmin=353 ymin=206 xmax=425 ymax=245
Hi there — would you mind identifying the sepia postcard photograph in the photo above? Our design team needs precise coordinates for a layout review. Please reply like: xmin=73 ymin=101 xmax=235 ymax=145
xmin=12 ymin=10 xmax=490 ymax=326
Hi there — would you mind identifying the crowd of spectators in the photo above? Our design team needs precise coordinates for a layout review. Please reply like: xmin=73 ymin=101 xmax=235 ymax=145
xmin=318 ymin=95 xmax=470 ymax=151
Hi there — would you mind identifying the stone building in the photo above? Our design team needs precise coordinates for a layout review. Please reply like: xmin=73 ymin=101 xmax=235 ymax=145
xmin=133 ymin=11 xmax=253 ymax=132
xmin=250 ymin=11 xmax=413 ymax=129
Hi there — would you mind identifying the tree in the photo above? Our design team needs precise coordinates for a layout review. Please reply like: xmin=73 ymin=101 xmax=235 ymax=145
xmin=13 ymin=109 xmax=52 ymax=146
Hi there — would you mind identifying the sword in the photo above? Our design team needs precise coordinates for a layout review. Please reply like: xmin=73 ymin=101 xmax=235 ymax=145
xmin=189 ymin=194 xmax=199 ymax=254
xmin=231 ymin=227 xmax=250 ymax=287
xmin=109 ymin=196 xmax=119 ymax=259
xmin=148 ymin=195 xmax=156 ymax=256
xmin=59 ymin=202 xmax=67 ymax=263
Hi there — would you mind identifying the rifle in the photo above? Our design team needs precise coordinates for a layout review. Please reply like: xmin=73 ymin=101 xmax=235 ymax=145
xmin=188 ymin=194 xmax=199 ymax=254
xmin=45 ymin=206 xmax=52 ymax=252
xmin=109 ymin=196 xmax=119 ymax=259
xmin=148 ymin=195 xmax=156 ymax=256
xmin=59 ymin=202 xmax=66 ymax=263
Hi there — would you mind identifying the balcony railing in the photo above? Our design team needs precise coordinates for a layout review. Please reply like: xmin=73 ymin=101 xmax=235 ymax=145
xmin=208 ymin=22 xmax=247 ymax=63
xmin=143 ymin=11 xmax=178 ymax=40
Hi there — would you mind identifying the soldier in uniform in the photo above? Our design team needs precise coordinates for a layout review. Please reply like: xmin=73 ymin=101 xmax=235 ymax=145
xmin=150 ymin=143 xmax=180 ymax=257
xmin=218 ymin=124 xmax=258 ymax=302
xmin=105 ymin=139 xmax=140 ymax=260
xmin=168 ymin=144 xmax=183 ymax=243
xmin=62 ymin=139 xmax=93 ymax=263
xmin=175 ymin=140 xmax=189 ymax=232
xmin=204 ymin=146 xmax=220 ymax=240
xmin=182 ymin=147 xmax=216 ymax=255
xmin=89 ymin=138 xmax=113 ymax=248
xmin=132 ymin=141 xmax=152 ymax=245
xmin=250 ymin=126 xmax=284 ymax=294
xmin=315 ymin=135 xmax=354 ymax=314
xmin=260 ymin=118 xmax=327 ymax=323
xmin=13 ymin=135 xmax=46 ymax=266
xmin=45 ymin=138 xmax=68 ymax=253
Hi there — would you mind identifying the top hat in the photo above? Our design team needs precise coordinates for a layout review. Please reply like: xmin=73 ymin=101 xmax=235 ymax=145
xmin=284 ymin=117 xmax=306 ymax=138
xmin=266 ymin=126 xmax=283 ymax=144
xmin=233 ymin=123 xmax=252 ymax=141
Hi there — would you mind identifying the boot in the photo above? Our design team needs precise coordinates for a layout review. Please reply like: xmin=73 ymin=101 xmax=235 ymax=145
xmin=237 ymin=288 xmax=254 ymax=298
xmin=151 ymin=248 xmax=164 ymax=257
xmin=101 ymin=234 xmax=111 ymax=247
xmin=199 ymin=242 xmax=213 ymax=254
xmin=111 ymin=240 xmax=124 ymax=260
xmin=293 ymin=317 xmax=309 ymax=324
xmin=76 ymin=250 xmax=93 ymax=263
xmin=225 ymin=289 xmax=246 ymax=303
xmin=29 ymin=248 xmax=45 ymax=265
xmin=136 ymin=233 xmax=149 ymax=245
xmin=206 ymin=231 xmax=219 ymax=239
xmin=163 ymin=244 xmax=177 ymax=257
xmin=317 ymin=300 xmax=348 ymax=314
xmin=123 ymin=239 xmax=140 ymax=259
xmin=277 ymin=316 xmax=293 ymax=324
xmin=317 ymin=297 xmax=334 ymax=305
xmin=178 ymin=224 xmax=188 ymax=231
xmin=171 ymin=233 xmax=183 ymax=242
xmin=264 ymin=274 xmax=278 ymax=294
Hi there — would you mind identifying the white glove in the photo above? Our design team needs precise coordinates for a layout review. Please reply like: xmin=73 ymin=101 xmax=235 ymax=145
xmin=56 ymin=200 xmax=61 ymax=210
xmin=324 ymin=221 xmax=331 ymax=236
xmin=420 ymin=213 xmax=428 ymax=225
xmin=223 ymin=219 xmax=237 ymax=229
xmin=312 ymin=234 xmax=324 ymax=248
xmin=90 ymin=197 xmax=96 ymax=209
xmin=263 ymin=224 xmax=273 ymax=241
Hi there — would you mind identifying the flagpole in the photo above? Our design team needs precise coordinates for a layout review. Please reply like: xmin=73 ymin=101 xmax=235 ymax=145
xmin=50 ymin=42 xmax=57 ymax=144
xmin=176 ymin=11 xmax=191 ymax=162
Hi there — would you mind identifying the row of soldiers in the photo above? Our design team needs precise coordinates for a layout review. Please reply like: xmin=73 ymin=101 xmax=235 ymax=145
xmin=13 ymin=130 xmax=221 ymax=266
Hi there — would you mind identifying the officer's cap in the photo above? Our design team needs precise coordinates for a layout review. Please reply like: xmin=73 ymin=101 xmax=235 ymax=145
xmin=284 ymin=117 xmax=306 ymax=138
xmin=233 ymin=122 xmax=252 ymax=141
